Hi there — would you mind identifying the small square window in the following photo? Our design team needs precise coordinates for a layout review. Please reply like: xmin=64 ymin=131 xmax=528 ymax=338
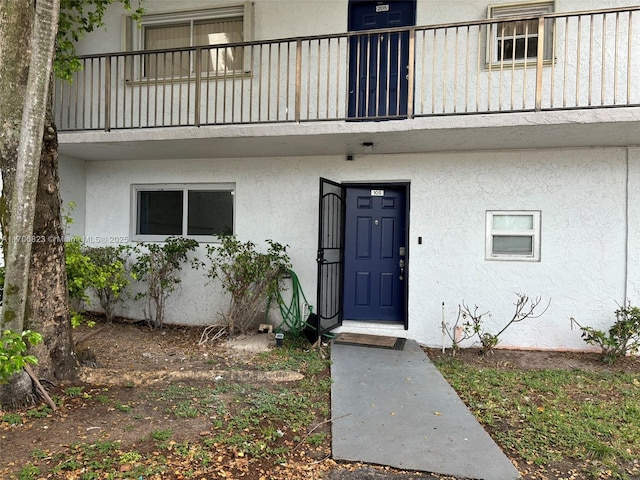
xmin=486 ymin=210 xmax=541 ymax=261
xmin=487 ymin=2 xmax=554 ymax=66
xmin=133 ymin=184 xmax=234 ymax=241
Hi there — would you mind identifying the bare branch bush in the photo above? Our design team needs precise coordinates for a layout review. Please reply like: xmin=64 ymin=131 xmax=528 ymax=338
xmin=443 ymin=293 xmax=550 ymax=355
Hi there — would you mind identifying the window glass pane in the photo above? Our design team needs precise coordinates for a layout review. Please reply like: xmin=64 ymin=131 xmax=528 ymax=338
xmin=187 ymin=190 xmax=234 ymax=236
xmin=196 ymin=18 xmax=244 ymax=72
xmin=492 ymin=235 xmax=533 ymax=255
xmin=144 ymin=24 xmax=191 ymax=77
xmin=493 ymin=214 xmax=533 ymax=230
xmin=137 ymin=191 xmax=183 ymax=235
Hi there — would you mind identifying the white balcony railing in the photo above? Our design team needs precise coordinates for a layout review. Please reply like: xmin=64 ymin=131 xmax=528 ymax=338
xmin=54 ymin=6 xmax=640 ymax=131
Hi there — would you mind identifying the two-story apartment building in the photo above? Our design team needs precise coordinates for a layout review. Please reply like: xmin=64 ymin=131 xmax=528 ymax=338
xmin=56 ymin=0 xmax=640 ymax=350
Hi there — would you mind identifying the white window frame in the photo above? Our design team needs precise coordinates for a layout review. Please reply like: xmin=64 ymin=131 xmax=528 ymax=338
xmin=123 ymin=3 xmax=254 ymax=79
xmin=486 ymin=1 xmax=555 ymax=67
xmin=131 ymin=183 xmax=235 ymax=242
xmin=485 ymin=210 xmax=541 ymax=262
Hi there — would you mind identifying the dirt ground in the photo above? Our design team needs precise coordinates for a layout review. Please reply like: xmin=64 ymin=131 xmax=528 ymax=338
xmin=1 ymin=319 xmax=638 ymax=479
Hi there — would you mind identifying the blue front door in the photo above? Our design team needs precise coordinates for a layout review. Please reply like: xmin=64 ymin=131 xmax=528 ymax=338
xmin=343 ymin=186 xmax=407 ymax=321
xmin=348 ymin=0 xmax=416 ymax=118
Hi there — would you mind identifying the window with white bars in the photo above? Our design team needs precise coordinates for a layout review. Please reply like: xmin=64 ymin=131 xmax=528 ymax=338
xmin=487 ymin=1 xmax=554 ymax=65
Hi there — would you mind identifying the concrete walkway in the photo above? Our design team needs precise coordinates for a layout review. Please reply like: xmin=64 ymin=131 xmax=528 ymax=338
xmin=331 ymin=340 xmax=521 ymax=480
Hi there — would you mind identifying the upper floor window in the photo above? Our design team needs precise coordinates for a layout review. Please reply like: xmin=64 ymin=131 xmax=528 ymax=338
xmin=127 ymin=4 xmax=254 ymax=78
xmin=487 ymin=1 xmax=554 ymax=65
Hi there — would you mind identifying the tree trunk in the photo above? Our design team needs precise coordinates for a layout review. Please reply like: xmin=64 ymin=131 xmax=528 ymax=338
xmin=0 ymin=0 xmax=33 ymax=259
xmin=26 ymin=110 xmax=76 ymax=381
xmin=0 ymin=0 xmax=72 ymax=407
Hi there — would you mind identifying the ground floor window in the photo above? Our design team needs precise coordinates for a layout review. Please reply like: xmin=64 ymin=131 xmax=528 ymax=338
xmin=485 ymin=210 xmax=541 ymax=261
xmin=132 ymin=184 xmax=234 ymax=241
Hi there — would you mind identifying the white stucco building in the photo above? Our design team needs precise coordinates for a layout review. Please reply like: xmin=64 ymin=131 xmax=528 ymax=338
xmin=56 ymin=0 xmax=640 ymax=351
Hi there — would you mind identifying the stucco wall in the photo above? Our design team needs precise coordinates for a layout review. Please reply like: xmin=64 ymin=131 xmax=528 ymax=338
xmin=75 ymin=0 xmax=640 ymax=54
xmin=58 ymin=156 xmax=87 ymax=238
xmin=67 ymin=146 xmax=632 ymax=350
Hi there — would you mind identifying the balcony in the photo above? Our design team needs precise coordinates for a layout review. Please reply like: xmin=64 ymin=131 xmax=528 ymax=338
xmin=56 ymin=6 xmax=640 ymax=159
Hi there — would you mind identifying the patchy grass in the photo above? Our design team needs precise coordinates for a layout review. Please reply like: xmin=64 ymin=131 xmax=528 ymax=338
xmin=1 ymin=335 xmax=332 ymax=480
xmin=433 ymin=356 xmax=640 ymax=479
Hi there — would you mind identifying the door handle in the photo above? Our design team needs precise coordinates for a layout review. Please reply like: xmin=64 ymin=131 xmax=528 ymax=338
xmin=399 ymin=259 xmax=405 ymax=280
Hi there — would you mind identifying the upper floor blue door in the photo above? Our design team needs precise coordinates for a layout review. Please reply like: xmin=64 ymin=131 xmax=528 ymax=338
xmin=348 ymin=0 xmax=416 ymax=118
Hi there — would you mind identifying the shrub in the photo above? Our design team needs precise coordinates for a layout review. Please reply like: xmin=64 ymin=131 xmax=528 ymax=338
xmin=83 ymin=245 xmax=132 ymax=322
xmin=443 ymin=293 xmax=549 ymax=355
xmin=578 ymin=304 xmax=640 ymax=363
xmin=203 ymin=236 xmax=291 ymax=336
xmin=131 ymin=237 xmax=200 ymax=329
xmin=0 ymin=330 xmax=42 ymax=383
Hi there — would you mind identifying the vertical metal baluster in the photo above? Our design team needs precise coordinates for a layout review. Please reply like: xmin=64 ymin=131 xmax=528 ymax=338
xmin=487 ymin=22 xmax=493 ymax=112
xmin=498 ymin=22 xmax=504 ymax=111
xmin=239 ymin=44 xmax=244 ymax=123
xmin=214 ymin=47 xmax=220 ymax=123
xmin=142 ymin=53 xmax=148 ymax=127
xmin=81 ymin=58 xmax=87 ymax=128
xmin=161 ymin=53 xmax=167 ymax=126
xmin=452 ymin=26 xmax=459 ymax=113
xmin=627 ymin=12 xmax=633 ymax=104
xmin=326 ymin=38 xmax=331 ymax=119
xmin=335 ymin=37 xmax=341 ymax=119
xmin=307 ymin=40 xmax=312 ymax=119
xmin=97 ymin=58 xmax=102 ymax=130
xmin=365 ymin=34 xmax=371 ymax=116
xmin=576 ymin=16 xmax=582 ymax=106
xmin=601 ymin=13 xmax=607 ymax=105
xmin=522 ymin=21 xmax=529 ymax=109
xmin=195 ymin=47 xmax=201 ymax=126
xmin=386 ymin=30 xmax=392 ymax=116
xmin=476 ymin=25 xmax=482 ymax=112
xmin=146 ymin=53 xmax=152 ymax=126
xmin=170 ymin=52 xmax=175 ymax=126
xmin=248 ymin=44 xmax=254 ymax=123
xmin=588 ymin=15 xmax=594 ymax=105
xmin=277 ymin=42 xmax=282 ymax=120
xmin=431 ymin=28 xmax=438 ymax=114
xmin=354 ymin=35 xmax=362 ymax=117
xmin=563 ymin=17 xmax=569 ymax=107
xmin=535 ymin=16 xmax=545 ymax=111
xmin=114 ymin=56 xmax=120 ymax=129
xmin=420 ymin=29 xmax=426 ymax=115
xmin=88 ymin=58 xmax=93 ymax=129
xmin=104 ymin=56 xmax=111 ymax=131
xmin=286 ymin=42 xmax=291 ymax=121
xmin=223 ymin=47 xmax=228 ymax=123
xmin=124 ymin=55 xmax=129 ymax=128
xmin=442 ymin=28 xmax=447 ymax=113
xmin=464 ymin=26 xmax=470 ymax=113
xmin=614 ymin=13 xmax=620 ymax=104
xmin=550 ymin=18 xmax=557 ymax=108
xmin=267 ymin=43 xmax=272 ymax=121
xmin=231 ymin=45 xmax=237 ymax=123
xmin=407 ymin=28 xmax=415 ymax=118
xmin=205 ymin=47 xmax=211 ymax=124
xmin=295 ymin=39 xmax=302 ymax=122
xmin=317 ymin=39 xmax=322 ymax=119
xmin=509 ymin=22 xmax=516 ymax=110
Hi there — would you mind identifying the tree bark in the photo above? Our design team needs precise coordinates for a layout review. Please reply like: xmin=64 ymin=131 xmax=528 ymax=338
xmin=0 ymin=0 xmax=33 ymax=259
xmin=2 ymin=0 xmax=60 ymax=332
xmin=0 ymin=0 xmax=73 ymax=407
xmin=26 ymin=109 xmax=76 ymax=381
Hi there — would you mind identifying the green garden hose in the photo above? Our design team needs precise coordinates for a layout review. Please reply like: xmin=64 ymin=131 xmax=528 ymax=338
xmin=272 ymin=269 xmax=313 ymax=335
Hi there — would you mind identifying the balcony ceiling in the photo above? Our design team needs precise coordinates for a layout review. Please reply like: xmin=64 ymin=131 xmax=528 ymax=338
xmin=58 ymin=107 xmax=640 ymax=161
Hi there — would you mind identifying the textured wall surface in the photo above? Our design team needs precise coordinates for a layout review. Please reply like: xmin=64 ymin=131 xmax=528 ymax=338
xmin=58 ymin=146 xmax=635 ymax=350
